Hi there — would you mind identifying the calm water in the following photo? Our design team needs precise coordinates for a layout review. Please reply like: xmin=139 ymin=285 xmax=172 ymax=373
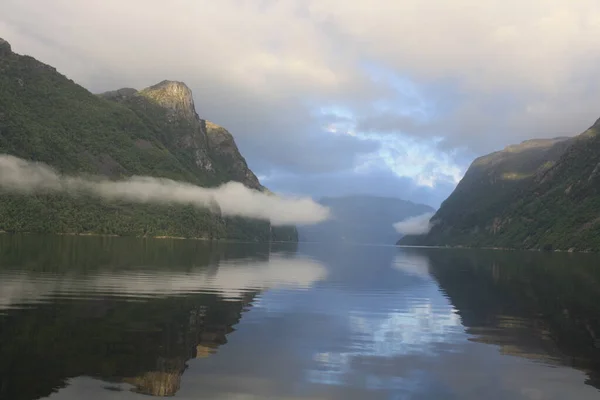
xmin=1 ymin=235 xmax=600 ymax=399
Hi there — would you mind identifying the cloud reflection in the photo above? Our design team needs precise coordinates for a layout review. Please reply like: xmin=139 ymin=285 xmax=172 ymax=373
xmin=391 ymin=251 xmax=432 ymax=278
xmin=0 ymin=255 xmax=327 ymax=310
xmin=306 ymin=251 xmax=463 ymax=389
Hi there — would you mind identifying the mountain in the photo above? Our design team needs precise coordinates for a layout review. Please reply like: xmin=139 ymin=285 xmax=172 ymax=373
xmin=400 ymin=117 xmax=600 ymax=251
xmin=0 ymin=38 xmax=297 ymax=241
xmin=298 ymin=195 xmax=434 ymax=245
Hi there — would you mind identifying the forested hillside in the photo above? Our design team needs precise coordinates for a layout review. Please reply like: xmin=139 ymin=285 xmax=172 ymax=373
xmin=0 ymin=38 xmax=296 ymax=241
xmin=400 ymin=117 xmax=600 ymax=251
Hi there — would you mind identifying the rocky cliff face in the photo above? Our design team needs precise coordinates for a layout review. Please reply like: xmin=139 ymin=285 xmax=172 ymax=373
xmin=141 ymin=80 xmax=199 ymax=121
xmin=139 ymin=81 xmax=215 ymax=174
xmin=205 ymin=121 xmax=262 ymax=190
xmin=99 ymin=81 xmax=262 ymax=190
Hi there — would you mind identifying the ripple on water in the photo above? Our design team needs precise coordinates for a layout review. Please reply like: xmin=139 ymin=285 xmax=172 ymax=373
xmin=3 ymin=241 xmax=600 ymax=400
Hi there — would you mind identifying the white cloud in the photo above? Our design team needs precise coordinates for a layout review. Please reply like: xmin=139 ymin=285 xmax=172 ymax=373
xmin=393 ymin=212 xmax=436 ymax=236
xmin=392 ymin=253 xmax=431 ymax=279
xmin=349 ymin=134 xmax=465 ymax=188
xmin=0 ymin=155 xmax=330 ymax=226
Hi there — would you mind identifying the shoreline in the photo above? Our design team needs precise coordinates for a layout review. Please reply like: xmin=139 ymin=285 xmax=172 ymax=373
xmin=0 ymin=230 xmax=298 ymax=244
xmin=396 ymin=244 xmax=597 ymax=254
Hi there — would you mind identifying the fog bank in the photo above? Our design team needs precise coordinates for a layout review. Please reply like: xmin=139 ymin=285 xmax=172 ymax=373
xmin=393 ymin=212 xmax=435 ymax=236
xmin=0 ymin=155 xmax=330 ymax=225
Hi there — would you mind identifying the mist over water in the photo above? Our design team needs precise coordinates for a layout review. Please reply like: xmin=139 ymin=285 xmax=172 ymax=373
xmin=393 ymin=212 xmax=435 ymax=235
xmin=0 ymin=154 xmax=330 ymax=225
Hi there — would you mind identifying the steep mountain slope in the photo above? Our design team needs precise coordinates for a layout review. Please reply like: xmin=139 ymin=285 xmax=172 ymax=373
xmin=400 ymin=117 xmax=600 ymax=251
xmin=0 ymin=38 xmax=296 ymax=241
xmin=298 ymin=195 xmax=433 ymax=244
xmin=400 ymin=136 xmax=574 ymax=247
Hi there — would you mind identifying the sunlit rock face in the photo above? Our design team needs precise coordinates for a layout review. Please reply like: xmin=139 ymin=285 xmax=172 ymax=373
xmin=141 ymin=80 xmax=199 ymax=122
xmin=103 ymin=80 xmax=267 ymax=190
xmin=138 ymin=80 xmax=214 ymax=171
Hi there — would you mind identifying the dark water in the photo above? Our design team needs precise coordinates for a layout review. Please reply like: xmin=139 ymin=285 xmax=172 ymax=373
xmin=1 ymin=235 xmax=600 ymax=399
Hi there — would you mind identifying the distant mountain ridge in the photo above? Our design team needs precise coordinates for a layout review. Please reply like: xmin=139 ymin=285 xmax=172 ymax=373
xmin=400 ymin=118 xmax=600 ymax=251
xmin=299 ymin=195 xmax=433 ymax=245
xmin=0 ymin=38 xmax=296 ymax=241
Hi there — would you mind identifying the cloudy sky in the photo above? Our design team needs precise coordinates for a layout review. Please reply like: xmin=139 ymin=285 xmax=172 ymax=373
xmin=2 ymin=0 xmax=600 ymax=207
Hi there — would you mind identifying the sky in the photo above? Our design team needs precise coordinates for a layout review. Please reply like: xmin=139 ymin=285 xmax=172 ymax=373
xmin=2 ymin=0 xmax=600 ymax=208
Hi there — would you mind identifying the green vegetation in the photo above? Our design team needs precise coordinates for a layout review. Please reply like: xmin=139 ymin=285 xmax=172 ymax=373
xmin=399 ymin=126 xmax=600 ymax=252
xmin=0 ymin=39 xmax=297 ymax=241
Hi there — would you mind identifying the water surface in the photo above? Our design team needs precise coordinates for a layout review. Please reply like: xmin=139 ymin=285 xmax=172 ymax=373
xmin=1 ymin=235 xmax=600 ymax=399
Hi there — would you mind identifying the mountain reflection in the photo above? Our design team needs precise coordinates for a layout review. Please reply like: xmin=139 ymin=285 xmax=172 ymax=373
xmin=0 ymin=234 xmax=325 ymax=399
xmin=418 ymin=248 xmax=600 ymax=390
xmin=4 ymin=237 xmax=600 ymax=400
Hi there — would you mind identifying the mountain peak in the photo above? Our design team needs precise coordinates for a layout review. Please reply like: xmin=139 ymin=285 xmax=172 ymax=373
xmin=0 ymin=38 xmax=12 ymax=57
xmin=148 ymin=79 xmax=190 ymax=92
xmin=140 ymin=80 xmax=198 ymax=120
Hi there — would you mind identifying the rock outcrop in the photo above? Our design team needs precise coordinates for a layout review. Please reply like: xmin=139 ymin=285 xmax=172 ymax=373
xmin=205 ymin=121 xmax=262 ymax=190
xmin=140 ymin=80 xmax=199 ymax=122
xmin=0 ymin=38 xmax=11 ymax=57
xmin=99 ymin=82 xmax=263 ymax=190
